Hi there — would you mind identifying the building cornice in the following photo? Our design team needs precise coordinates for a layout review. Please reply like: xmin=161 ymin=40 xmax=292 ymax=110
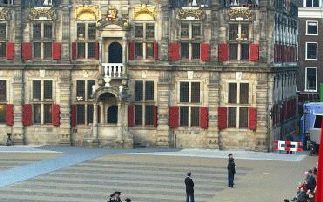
xmin=298 ymin=7 xmax=323 ymax=18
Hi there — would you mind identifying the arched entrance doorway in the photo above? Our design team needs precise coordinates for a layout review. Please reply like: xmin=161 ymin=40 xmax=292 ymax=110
xmin=108 ymin=42 xmax=122 ymax=63
xmin=98 ymin=92 xmax=118 ymax=124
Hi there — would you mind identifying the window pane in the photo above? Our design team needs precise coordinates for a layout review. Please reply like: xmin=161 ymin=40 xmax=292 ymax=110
xmin=228 ymin=107 xmax=236 ymax=128
xmin=76 ymin=80 xmax=85 ymax=100
xmin=0 ymin=80 xmax=6 ymax=101
xmin=241 ymin=24 xmax=249 ymax=40
xmin=145 ymin=105 xmax=154 ymax=126
xmin=228 ymin=83 xmax=237 ymax=104
xmin=135 ymin=24 xmax=143 ymax=38
xmin=77 ymin=23 xmax=86 ymax=40
xmin=307 ymin=68 xmax=317 ymax=90
xmin=314 ymin=0 xmax=319 ymax=7
xmin=191 ymin=82 xmax=200 ymax=103
xmin=146 ymin=23 xmax=155 ymax=39
xmin=0 ymin=43 xmax=5 ymax=57
xmin=88 ymin=23 xmax=96 ymax=40
xmin=33 ymin=42 xmax=41 ymax=58
xmin=240 ymin=83 xmax=249 ymax=104
xmin=107 ymin=105 xmax=118 ymax=124
xmin=0 ymin=23 xmax=6 ymax=40
xmin=181 ymin=23 xmax=189 ymax=38
xmin=135 ymin=105 xmax=142 ymax=126
xmin=44 ymin=24 xmax=52 ymax=39
xmin=135 ymin=43 xmax=143 ymax=59
xmin=180 ymin=106 xmax=189 ymax=126
xmin=239 ymin=107 xmax=248 ymax=128
xmin=135 ymin=80 xmax=143 ymax=101
xmin=33 ymin=104 xmax=41 ymax=124
xmin=87 ymin=104 xmax=93 ymax=124
xmin=146 ymin=42 xmax=154 ymax=59
xmin=229 ymin=44 xmax=238 ymax=60
xmin=241 ymin=44 xmax=249 ymax=60
xmin=229 ymin=24 xmax=238 ymax=40
xmin=43 ymin=80 xmax=53 ymax=100
xmin=76 ymin=105 xmax=85 ymax=125
xmin=180 ymin=82 xmax=189 ymax=102
xmin=87 ymin=80 xmax=95 ymax=99
xmin=191 ymin=107 xmax=200 ymax=127
xmin=181 ymin=42 xmax=189 ymax=59
xmin=192 ymin=43 xmax=200 ymax=59
xmin=145 ymin=81 xmax=154 ymax=101
xmin=0 ymin=104 xmax=5 ymax=123
xmin=88 ymin=42 xmax=96 ymax=58
xmin=33 ymin=23 xmax=41 ymax=40
xmin=77 ymin=42 xmax=85 ymax=58
xmin=33 ymin=80 xmax=41 ymax=100
xmin=307 ymin=21 xmax=318 ymax=34
xmin=307 ymin=43 xmax=317 ymax=59
xmin=44 ymin=104 xmax=52 ymax=124
xmin=192 ymin=24 xmax=201 ymax=38
xmin=44 ymin=42 xmax=52 ymax=59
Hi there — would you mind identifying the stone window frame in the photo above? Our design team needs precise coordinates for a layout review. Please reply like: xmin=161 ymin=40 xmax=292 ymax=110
xmin=305 ymin=67 xmax=317 ymax=92
xmin=31 ymin=79 xmax=54 ymax=125
xmin=306 ymin=20 xmax=318 ymax=36
xmin=133 ymin=80 xmax=156 ymax=127
xmin=177 ymin=80 xmax=202 ymax=128
xmin=32 ymin=21 xmax=54 ymax=60
xmin=179 ymin=21 xmax=202 ymax=61
xmin=226 ymin=81 xmax=251 ymax=129
xmin=0 ymin=22 xmax=7 ymax=58
xmin=305 ymin=42 xmax=318 ymax=60
xmin=228 ymin=22 xmax=250 ymax=61
xmin=133 ymin=22 xmax=156 ymax=60
xmin=75 ymin=21 xmax=97 ymax=60
xmin=303 ymin=0 xmax=320 ymax=7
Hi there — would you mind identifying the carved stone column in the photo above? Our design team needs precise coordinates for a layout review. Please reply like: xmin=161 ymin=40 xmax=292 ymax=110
xmin=61 ymin=0 xmax=71 ymax=61
xmin=12 ymin=70 xmax=24 ymax=144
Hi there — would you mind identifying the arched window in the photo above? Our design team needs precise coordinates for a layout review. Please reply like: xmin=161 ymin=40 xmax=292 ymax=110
xmin=108 ymin=42 xmax=122 ymax=63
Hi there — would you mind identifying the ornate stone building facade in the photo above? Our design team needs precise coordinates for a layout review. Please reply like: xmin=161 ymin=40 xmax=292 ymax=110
xmin=0 ymin=0 xmax=298 ymax=151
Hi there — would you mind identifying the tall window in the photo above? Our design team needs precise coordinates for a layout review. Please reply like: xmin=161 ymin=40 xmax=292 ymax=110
xmin=227 ymin=82 xmax=250 ymax=128
xmin=0 ymin=23 xmax=6 ymax=58
xmin=32 ymin=80 xmax=53 ymax=124
xmin=134 ymin=23 xmax=155 ymax=60
xmin=305 ymin=67 xmax=317 ymax=92
xmin=134 ymin=80 xmax=155 ymax=126
xmin=179 ymin=81 xmax=201 ymax=127
xmin=304 ymin=0 xmax=319 ymax=7
xmin=0 ymin=80 xmax=6 ymax=123
xmin=76 ymin=22 xmax=96 ymax=59
xmin=228 ymin=23 xmax=249 ymax=60
xmin=306 ymin=21 xmax=318 ymax=35
xmin=180 ymin=22 xmax=201 ymax=60
xmin=33 ymin=22 xmax=52 ymax=60
xmin=305 ymin=42 xmax=318 ymax=60
xmin=75 ymin=80 xmax=96 ymax=125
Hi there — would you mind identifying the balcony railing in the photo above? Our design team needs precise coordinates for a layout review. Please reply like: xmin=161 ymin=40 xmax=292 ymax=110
xmin=102 ymin=63 xmax=125 ymax=79
xmin=225 ymin=0 xmax=258 ymax=7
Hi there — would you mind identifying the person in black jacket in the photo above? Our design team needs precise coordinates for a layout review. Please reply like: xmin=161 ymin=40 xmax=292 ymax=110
xmin=185 ymin=172 xmax=195 ymax=202
xmin=227 ymin=153 xmax=236 ymax=188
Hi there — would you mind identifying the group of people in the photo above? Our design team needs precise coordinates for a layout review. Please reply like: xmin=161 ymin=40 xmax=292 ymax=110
xmin=107 ymin=191 xmax=131 ymax=202
xmin=285 ymin=165 xmax=317 ymax=202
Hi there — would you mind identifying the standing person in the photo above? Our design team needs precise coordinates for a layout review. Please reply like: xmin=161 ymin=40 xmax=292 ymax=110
xmin=227 ymin=153 xmax=236 ymax=188
xmin=114 ymin=191 xmax=122 ymax=202
xmin=185 ymin=172 xmax=195 ymax=202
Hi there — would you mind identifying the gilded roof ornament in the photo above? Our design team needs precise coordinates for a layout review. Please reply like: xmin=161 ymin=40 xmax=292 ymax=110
xmin=0 ymin=8 xmax=11 ymax=21
xmin=228 ymin=7 xmax=253 ymax=21
xmin=28 ymin=7 xmax=57 ymax=21
xmin=177 ymin=7 xmax=205 ymax=20
xmin=134 ymin=4 xmax=157 ymax=21
xmin=75 ymin=6 xmax=99 ymax=21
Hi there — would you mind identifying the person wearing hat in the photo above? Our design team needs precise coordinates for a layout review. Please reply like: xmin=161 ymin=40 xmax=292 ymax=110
xmin=114 ymin=191 xmax=122 ymax=202
xmin=185 ymin=171 xmax=195 ymax=202
xmin=227 ymin=153 xmax=236 ymax=188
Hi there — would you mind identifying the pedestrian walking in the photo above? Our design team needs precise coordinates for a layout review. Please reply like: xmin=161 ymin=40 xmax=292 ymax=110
xmin=185 ymin=171 xmax=195 ymax=202
xmin=227 ymin=153 xmax=236 ymax=188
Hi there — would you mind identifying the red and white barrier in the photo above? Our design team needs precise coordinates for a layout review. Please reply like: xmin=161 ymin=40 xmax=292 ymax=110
xmin=273 ymin=140 xmax=303 ymax=153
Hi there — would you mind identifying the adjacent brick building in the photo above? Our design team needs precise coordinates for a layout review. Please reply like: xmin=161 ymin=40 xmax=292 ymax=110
xmin=0 ymin=0 xmax=298 ymax=151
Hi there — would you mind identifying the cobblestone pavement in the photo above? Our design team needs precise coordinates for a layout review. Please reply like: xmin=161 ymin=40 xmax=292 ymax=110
xmin=0 ymin=146 xmax=316 ymax=202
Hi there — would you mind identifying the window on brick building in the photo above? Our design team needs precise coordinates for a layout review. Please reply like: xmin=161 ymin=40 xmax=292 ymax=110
xmin=180 ymin=22 xmax=201 ymax=60
xmin=306 ymin=21 xmax=318 ymax=35
xmin=33 ymin=22 xmax=52 ymax=60
xmin=134 ymin=23 xmax=155 ymax=60
xmin=306 ymin=42 xmax=318 ymax=60
xmin=32 ymin=80 xmax=53 ymax=124
xmin=304 ymin=0 xmax=319 ymax=7
xmin=305 ymin=67 xmax=317 ymax=92
xmin=0 ymin=23 xmax=6 ymax=58
xmin=228 ymin=23 xmax=249 ymax=60
xmin=76 ymin=22 xmax=96 ymax=59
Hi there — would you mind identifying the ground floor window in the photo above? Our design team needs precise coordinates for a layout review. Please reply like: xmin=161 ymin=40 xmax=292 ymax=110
xmin=0 ymin=104 xmax=5 ymax=123
xmin=33 ymin=103 xmax=52 ymax=124
xmin=76 ymin=104 xmax=94 ymax=125
xmin=228 ymin=107 xmax=249 ymax=128
xmin=180 ymin=106 xmax=200 ymax=127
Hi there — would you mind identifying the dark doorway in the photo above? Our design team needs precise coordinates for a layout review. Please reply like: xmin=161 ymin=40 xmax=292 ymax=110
xmin=108 ymin=42 xmax=122 ymax=63
xmin=107 ymin=106 xmax=118 ymax=124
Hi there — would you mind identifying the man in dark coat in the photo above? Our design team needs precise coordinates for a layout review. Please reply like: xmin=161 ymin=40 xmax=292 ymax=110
xmin=227 ymin=153 xmax=236 ymax=188
xmin=185 ymin=172 xmax=195 ymax=202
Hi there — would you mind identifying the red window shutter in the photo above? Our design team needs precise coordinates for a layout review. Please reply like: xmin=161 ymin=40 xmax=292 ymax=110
xmin=218 ymin=107 xmax=228 ymax=130
xmin=128 ymin=41 xmax=135 ymax=60
xmin=52 ymin=104 xmax=61 ymax=127
xmin=95 ymin=42 xmax=100 ymax=60
xmin=249 ymin=43 xmax=259 ymax=61
xmin=248 ymin=107 xmax=257 ymax=130
xmin=52 ymin=42 xmax=61 ymax=60
xmin=128 ymin=105 xmax=135 ymax=127
xmin=72 ymin=42 xmax=77 ymax=60
xmin=199 ymin=107 xmax=208 ymax=129
xmin=153 ymin=106 xmax=158 ymax=128
xmin=169 ymin=106 xmax=179 ymax=128
xmin=21 ymin=42 xmax=32 ymax=61
xmin=6 ymin=42 xmax=14 ymax=60
xmin=22 ymin=104 xmax=33 ymax=126
xmin=169 ymin=42 xmax=180 ymax=61
xmin=218 ymin=43 xmax=228 ymax=62
xmin=6 ymin=104 xmax=14 ymax=126
xmin=154 ymin=41 xmax=158 ymax=60
xmin=71 ymin=105 xmax=76 ymax=127
xmin=200 ymin=43 xmax=210 ymax=61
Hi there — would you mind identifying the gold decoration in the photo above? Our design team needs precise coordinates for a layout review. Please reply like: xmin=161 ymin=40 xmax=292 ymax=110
xmin=0 ymin=8 xmax=10 ymax=20
xmin=228 ymin=8 xmax=253 ymax=21
xmin=28 ymin=7 xmax=57 ymax=21
xmin=107 ymin=5 xmax=118 ymax=21
xmin=177 ymin=8 xmax=204 ymax=20
xmin=97 ymin=6 xmax=129 ymax=30
xmin=134 ymin=4 xmax=157 ymax=21
xmin=75 ymin=6 xmax=99 ymax=21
